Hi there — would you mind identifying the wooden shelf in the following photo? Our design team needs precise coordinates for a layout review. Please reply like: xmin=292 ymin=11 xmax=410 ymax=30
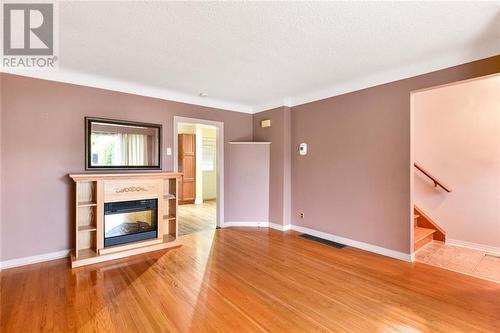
xmin=78 ymin=201 xmax=97 ymax=207
xmin=163 ymin=214 xmax=176 ymax=221
xmin=74 ymin=248 xmax=98 ymax=260
xmin=78 ymin=225 xmax=97 ymax=232
xmin=71 ymin=173 xmax=180 ymax=268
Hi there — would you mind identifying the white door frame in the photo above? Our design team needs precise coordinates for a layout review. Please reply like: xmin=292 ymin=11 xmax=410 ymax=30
xmin=173 ymin=116 xmax=224 ymax=228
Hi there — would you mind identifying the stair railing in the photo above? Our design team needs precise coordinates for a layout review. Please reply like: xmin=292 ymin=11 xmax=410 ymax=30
xmin=414 ymin=163 xmax=451 ymax=192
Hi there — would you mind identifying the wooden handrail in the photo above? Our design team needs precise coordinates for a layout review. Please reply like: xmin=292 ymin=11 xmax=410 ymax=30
xmin=414 ymin=163 xmax=451 ymax=192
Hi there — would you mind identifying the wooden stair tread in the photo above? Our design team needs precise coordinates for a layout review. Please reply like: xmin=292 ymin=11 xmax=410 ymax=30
xmin=415 ymin=227 xmax=436 ymax=242
xmin=414 ymin=206 xmax=446 ymax=242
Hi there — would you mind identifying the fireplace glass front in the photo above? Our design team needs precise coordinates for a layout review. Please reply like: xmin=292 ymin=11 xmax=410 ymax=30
xmin=104 ymin=199 xmax=158 ymax=247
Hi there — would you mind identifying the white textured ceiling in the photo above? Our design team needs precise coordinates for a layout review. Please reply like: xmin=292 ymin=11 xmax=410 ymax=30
xmin=6 ymin=1 xmax=500 ymax=113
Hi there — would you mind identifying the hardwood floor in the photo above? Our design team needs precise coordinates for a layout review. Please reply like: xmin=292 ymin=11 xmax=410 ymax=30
xmin=2 ymin=228 xmax=500 ymax=332
xmin=178 ymin=200 xmax=216 ymax=236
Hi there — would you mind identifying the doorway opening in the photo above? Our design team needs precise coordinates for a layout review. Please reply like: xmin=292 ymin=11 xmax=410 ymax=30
xmin=410 ymin=74 xmax=500 ymax=282
xmin=174 ymin=117 xmax=224 ymax=236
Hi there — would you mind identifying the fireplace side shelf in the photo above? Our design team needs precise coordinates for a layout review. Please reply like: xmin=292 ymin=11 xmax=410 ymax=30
xmin=69 ymin=172 xmax=181 ymax=268
xmin=75 ymin=181 xmax=98 ymax=259
xmin=78 ymin=202 xmax=97 ymax=207
xmin=78 ymin=225 xmax=97 ymax=232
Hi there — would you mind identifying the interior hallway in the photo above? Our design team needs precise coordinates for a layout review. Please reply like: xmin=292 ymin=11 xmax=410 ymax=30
xmin=178 ymin=200 xmax=216 ymax=236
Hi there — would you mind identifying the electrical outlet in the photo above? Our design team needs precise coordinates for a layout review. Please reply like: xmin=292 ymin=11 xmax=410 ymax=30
xmin=300 ymin=212 xmax=305 ymax=219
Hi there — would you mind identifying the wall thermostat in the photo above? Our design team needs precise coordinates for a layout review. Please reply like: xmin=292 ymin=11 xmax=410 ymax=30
xmin=299 ymin=143 xmax=307 ymax=155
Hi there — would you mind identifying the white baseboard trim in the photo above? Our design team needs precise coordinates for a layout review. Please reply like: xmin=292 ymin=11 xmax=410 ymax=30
xmin=446 ymin=239 xmax=500 ymax=255
xmin=0 ymin=224 xmax=413 ymax=269
xmin=223 ymin=221 xmax=269 ymax=228
xmin=222 ymin=221 xmax=292 ymax=231
xmin=0 ymin=249 xmax=71 ymax=270
xmin=291 ymin=225 xmax=412 ymax=262
xmin=194 ymin=199 xmax=203 ymax=205
xmin=268 ymin=223 xmax=292 ymax=231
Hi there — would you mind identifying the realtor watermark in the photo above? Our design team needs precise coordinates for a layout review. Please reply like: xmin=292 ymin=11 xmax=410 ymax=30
xmin=2 ymin=1 xmax=58 ymax=69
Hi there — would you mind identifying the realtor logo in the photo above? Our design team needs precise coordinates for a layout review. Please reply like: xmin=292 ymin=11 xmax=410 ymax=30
xmin=2 ymin=2 xmax=57 ymax=69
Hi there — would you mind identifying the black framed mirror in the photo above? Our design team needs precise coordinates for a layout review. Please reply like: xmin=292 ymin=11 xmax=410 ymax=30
xmin=85 ymin=117 xmax=162 ymax=170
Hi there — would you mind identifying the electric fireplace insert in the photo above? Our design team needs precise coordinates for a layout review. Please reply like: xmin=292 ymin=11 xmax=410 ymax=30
xmin=104 ymin=199 xmax=158 ymax=247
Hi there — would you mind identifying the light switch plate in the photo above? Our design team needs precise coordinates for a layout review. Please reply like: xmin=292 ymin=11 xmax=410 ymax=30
xmin=166 ymin=147 xmax=172 ymax=156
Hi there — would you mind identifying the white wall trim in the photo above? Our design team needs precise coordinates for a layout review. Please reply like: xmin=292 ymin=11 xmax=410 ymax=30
xmin=223 ymin=221 xmax=269 ymax=228
xmin=446 ymin=239 xmax=500 ymax=255
xmin=6 ymin=50 xmax=498 ymax=115
xmin=222 ymin=222 xmax=291 ymax=232
xmin=285 ymin=48 xmax=500 ymax=108
xmin=174 ymin=116 xmax=225 ymax=228
xmin=291 ymin=225 xmax=412 ymax=262
xmin=0 ymin=223 xmax=415 ymax=269
xmin=0 ymin=249 xmax=71 ymax=270
xmin=269 ymin=223 xmax=292 ymax=231
xmin=252 ymin=49 xmax=500 ymax=113
xmin=2 ymin=69 xmax=255 ymax=114
xmin=222 ymin=222 xmax=291 ymax=231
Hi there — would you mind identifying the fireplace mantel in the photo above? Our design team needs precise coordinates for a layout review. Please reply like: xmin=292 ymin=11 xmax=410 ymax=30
xmin=69 ymin=172 xmax=182 ymax=268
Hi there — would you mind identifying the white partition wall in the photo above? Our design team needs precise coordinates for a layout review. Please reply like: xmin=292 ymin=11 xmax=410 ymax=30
xmin=225 ymin=142 xmax=271 ymax=226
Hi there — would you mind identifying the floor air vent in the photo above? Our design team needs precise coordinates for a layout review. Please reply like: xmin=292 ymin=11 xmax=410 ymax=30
xmin=299 ymin=234 xmax=346 ymax=249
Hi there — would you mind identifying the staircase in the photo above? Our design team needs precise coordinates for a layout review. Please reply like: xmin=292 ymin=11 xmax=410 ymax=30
xmin=414 ymin=206 xmax=446 ymax=251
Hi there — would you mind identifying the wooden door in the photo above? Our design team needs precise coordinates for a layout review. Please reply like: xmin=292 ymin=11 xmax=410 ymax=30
xmin=178 ymin=134 xmax=196 ymax=204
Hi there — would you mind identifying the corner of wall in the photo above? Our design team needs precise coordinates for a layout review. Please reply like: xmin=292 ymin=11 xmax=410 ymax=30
xmin=252 ymin=106 xmax=292 ymax=226
xmin=282 ymin=106 xmax=292 ymax=226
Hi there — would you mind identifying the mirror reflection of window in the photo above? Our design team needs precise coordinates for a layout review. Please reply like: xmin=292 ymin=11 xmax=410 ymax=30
xmin=89 ymin=122 xmax=160 ymax=167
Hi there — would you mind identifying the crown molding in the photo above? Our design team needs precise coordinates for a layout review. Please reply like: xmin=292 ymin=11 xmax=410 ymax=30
xmin=3 ymin=46 xmax=498 ymax=115
xmin=252 ymin=99 xmax=292 ymax=114
xmin=0 ymin=68 xmax=255 ymax=114
xmin=286 ymin=46 xmax=500 ymax=108
xmin=252 ymin=46 xmax=500 ymax=114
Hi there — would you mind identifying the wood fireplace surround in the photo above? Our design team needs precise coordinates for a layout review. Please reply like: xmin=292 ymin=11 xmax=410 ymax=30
xmin=69 ymin=173 xmax=181 ymax=268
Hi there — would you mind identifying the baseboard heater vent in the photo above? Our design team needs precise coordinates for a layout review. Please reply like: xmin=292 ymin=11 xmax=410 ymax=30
xmin=299 ymin=234 xmax=346 ymax=249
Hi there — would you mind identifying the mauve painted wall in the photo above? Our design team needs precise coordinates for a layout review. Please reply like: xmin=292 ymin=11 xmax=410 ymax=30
xmin=291 ymin=56 xmax=500 ymax=254
xmin=227 ymin=143 xmax=270 ymax=222
xmin=0 ymin=73 xmax=252 ymax=261
xmin=252 ymin=106 xmax=291 ymax=226
xmin=414 ymin=75 xmax=500 ymax=248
